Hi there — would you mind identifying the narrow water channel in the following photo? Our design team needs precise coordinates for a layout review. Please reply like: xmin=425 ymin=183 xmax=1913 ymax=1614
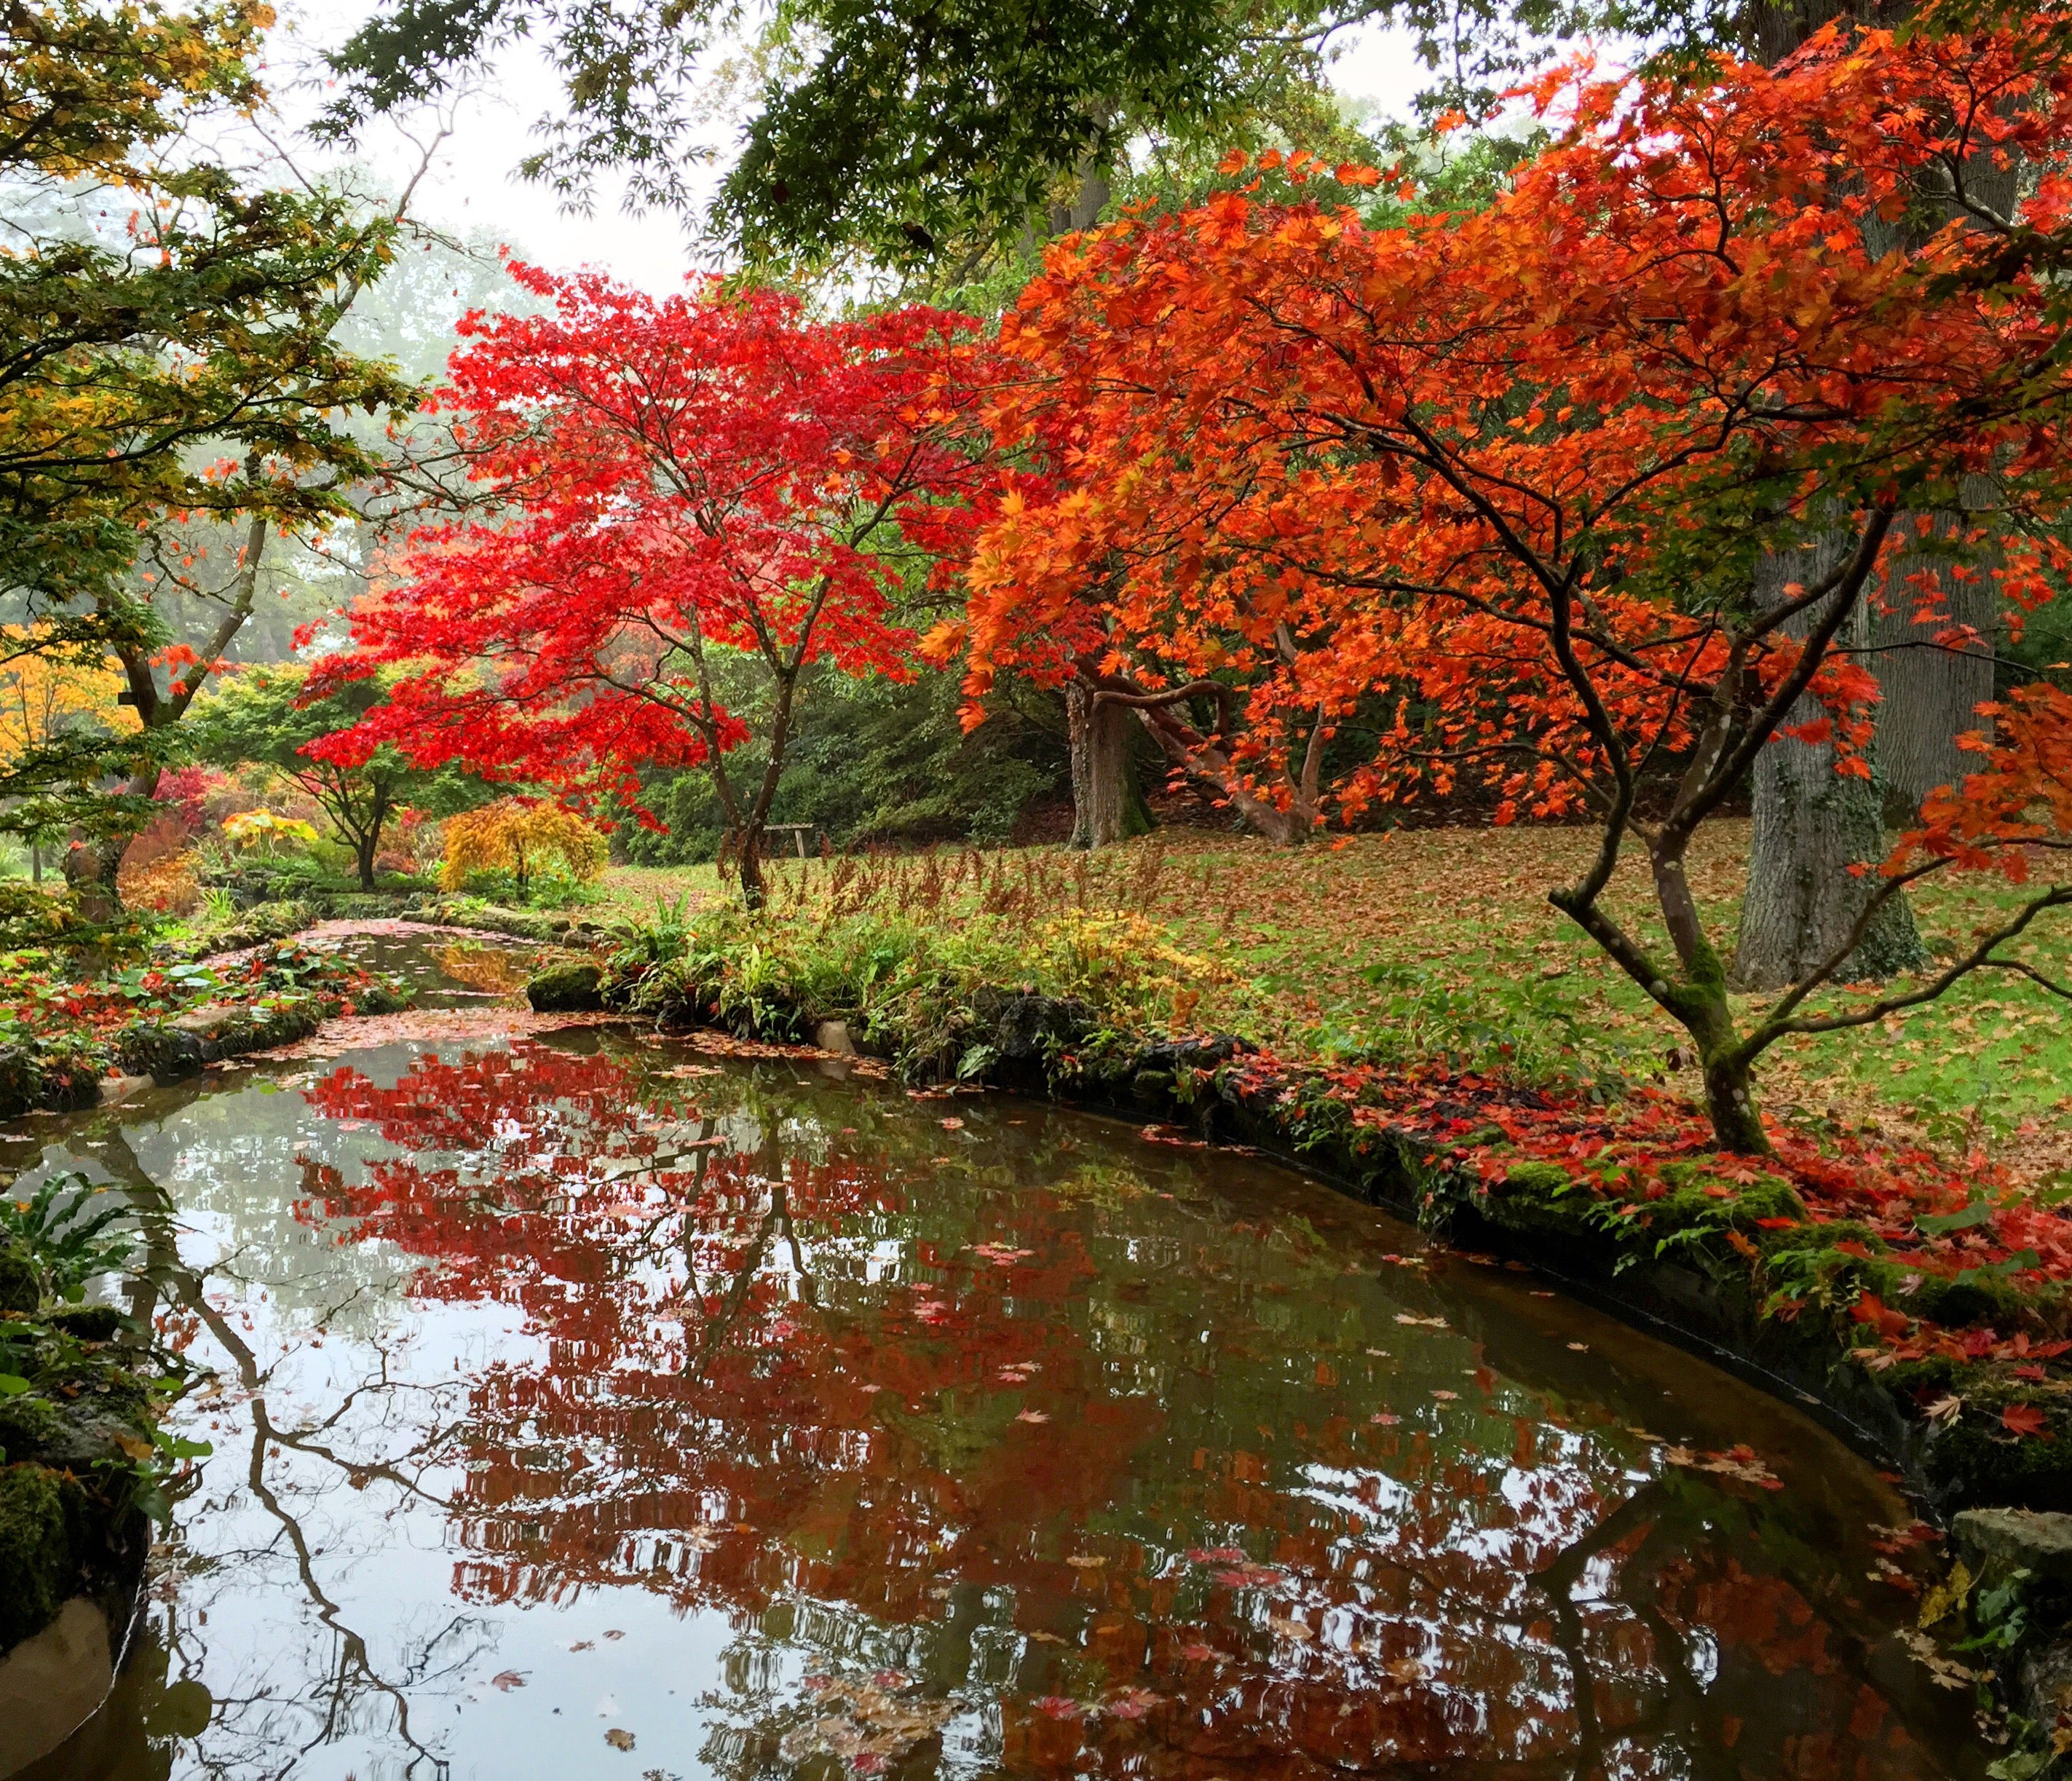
xmin=4 ymin=945 xmax=1980 ymax=1779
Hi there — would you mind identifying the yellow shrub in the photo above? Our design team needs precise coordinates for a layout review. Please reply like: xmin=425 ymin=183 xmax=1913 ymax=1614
xmin=440 ymin=799 xmax=607 ymax=892
xmin=1040 ymin=910 xmax=1239 ymax=1028
xmin=119 ymin=848 xmax=202 ymax=915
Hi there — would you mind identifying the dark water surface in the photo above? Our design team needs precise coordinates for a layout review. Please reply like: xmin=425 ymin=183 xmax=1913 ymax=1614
xmin=4 ymin=956 xmax=1978 ymax=1779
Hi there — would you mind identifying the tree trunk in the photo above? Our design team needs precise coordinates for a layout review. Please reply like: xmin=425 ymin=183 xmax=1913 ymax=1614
xmin=1870 ymin=497 xmax=1999 ymax=825
xmin=356 ymin=831 xmax=379 ymax=890
xmin=1703 ymin=1047 xmax=1771 ymax=1154
xmin=1733 ymin=541 xmax=1926 ymax=990
xmin=1066 ymin=684 xmax=1152 ymax=850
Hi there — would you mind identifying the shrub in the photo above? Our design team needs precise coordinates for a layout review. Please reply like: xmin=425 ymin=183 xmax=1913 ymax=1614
xmin=440 ymin=799 xmax=606 ymax=896
xmin=117 ymin=848 xmax=201 ymax=916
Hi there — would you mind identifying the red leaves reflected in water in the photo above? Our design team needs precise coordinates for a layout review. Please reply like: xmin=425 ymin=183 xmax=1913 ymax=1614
xmin=280 ymin=1040 xmax=1957 ymax=1778
xmin=291 ymin=1041 xmax=1149 ymax=1632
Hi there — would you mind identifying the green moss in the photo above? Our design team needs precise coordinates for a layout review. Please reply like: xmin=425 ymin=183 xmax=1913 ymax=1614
xmin=0 ymin=1237 xmax=37 ymax=1313
xmin=526 ymin=959 xmax=604 ymax=1012
xmin=44 ymin=1304 xmax=124 ymax=1343
xmin=0 ymin=1463 xmax=71 ymax=1649
xmin=0 ymin=1394 xmax=63 ymax=1464
xmin=1910 ymin=1272 xmax=2030 ymax=1329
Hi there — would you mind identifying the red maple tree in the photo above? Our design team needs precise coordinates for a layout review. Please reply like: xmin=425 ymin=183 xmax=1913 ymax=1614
xmin=946 ymin=20 xmax=2072 ymax=1150
xmin=312 ymin=268 xmax=993 ymax=901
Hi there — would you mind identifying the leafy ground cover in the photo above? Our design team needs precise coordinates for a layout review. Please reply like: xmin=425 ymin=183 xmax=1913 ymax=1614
xmin=0 ymin=1176 xmax=203 ymax=1654
xmin=596 ymin=823 xmax=2072 ymax=1172
xmin=0 ymin=939 xmax=406 ymax=1113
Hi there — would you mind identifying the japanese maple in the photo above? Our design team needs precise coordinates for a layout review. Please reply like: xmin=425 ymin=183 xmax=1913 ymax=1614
xmin=312 ymin=269 xmax=992 ymax=902
xmin=949 ymin=21 xmax=2072 ymax=1150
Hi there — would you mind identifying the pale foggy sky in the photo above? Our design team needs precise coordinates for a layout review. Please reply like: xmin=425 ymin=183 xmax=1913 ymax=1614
xmin=271 ymin=1 xmax=1434 ymax=297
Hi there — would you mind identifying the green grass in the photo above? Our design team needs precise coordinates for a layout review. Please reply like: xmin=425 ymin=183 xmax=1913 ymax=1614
xmin=594 ymin=824 xmax=2072 ymax=1172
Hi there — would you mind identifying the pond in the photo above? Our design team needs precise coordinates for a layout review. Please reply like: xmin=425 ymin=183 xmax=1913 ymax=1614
xmin=3 ymin=955 xmax=1982 ymax=1779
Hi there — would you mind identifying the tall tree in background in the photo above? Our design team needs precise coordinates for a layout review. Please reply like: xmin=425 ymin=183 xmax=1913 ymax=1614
xmin=0 ymin=0 xmax=422 ymax=913
xmin=310 ymin=269 xmax=996 ymax=905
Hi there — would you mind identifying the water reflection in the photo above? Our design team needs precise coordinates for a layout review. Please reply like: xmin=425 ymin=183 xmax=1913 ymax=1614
xmin=19 ymin=1033 xmax=1974 ymax=1780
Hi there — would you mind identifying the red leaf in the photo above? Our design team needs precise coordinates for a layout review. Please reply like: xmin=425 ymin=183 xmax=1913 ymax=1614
xmin=2002 ymin=1403 xmax=2050 ymax=1440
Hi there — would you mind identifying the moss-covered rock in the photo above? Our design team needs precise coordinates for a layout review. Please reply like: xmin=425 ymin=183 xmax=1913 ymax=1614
xmin=43 ymin=1304 xmax=124 ymax=1344
xmin=0 ymin=1464 xmax=71 ymax=1651
xmin=0 ymin=1394 xmax=64 ymax=1466
xmin=526 ymin=960 xmax=604 ymax=1012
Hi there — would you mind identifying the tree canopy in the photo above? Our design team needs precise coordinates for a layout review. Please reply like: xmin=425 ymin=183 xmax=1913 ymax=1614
xmin=940 ymin=21 xmax=2072 ymax=1148
xmin=0 ymin=0 xmax=420 ymax=851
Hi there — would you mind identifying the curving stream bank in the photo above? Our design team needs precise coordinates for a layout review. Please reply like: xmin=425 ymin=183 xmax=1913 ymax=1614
xmin=0 ymin=936 xmax=1987 ymax=1778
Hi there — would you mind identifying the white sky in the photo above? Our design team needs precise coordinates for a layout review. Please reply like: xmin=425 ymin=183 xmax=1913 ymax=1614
xmin=269 ymin=2 xmax=1435 ymax=296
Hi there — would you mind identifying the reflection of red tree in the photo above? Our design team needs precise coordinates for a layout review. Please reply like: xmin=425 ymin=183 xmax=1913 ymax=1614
xmin=290 ymin=1044 xmax=1957 ymax=1778
xmin=295 ymin=1043 xmax=1152 ymax=1633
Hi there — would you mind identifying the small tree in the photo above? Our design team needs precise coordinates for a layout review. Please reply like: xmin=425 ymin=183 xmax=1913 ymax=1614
xmin=439 ymin=799 xmax=606 ymax=896
xmin=189 ymin=663 xmax=470 ymax=889
xmin=313 ymin=271 xmax=994 ymax=906
xmin=957 ymin=25 xmax=2072 ymax=1151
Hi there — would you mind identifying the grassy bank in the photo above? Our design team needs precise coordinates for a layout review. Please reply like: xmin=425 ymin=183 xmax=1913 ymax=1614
xmin=596 ymin=824 xmax=2072 ymax=1173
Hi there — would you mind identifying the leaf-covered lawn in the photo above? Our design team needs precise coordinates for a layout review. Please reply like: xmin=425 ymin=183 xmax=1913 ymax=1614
xmin=597 ymin=821 xmax=2072 ymax=1177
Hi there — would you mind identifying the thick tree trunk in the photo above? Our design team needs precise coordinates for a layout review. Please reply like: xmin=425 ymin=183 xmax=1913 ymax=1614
xmin=1065 ymin=684 xmax=1151 ymax=850
xmin=1733 ymin=541 xmax=1926 ymax=990
xmin=1870 ymin=499 xmax=1999 ymax=824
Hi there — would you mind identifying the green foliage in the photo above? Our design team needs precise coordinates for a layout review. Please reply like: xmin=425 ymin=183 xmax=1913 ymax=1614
xmin=323 ymin=0 xmax=1364 ymax=268
xmin=620 ymin=666 xmax=1066 ymax=863
xmin=189 ymin=663 xmax=489 ymax=888
xmin=604 ymin=879 xmax=1223 ymax=1077
xmin=0 ymin=1 xmax=424 ymax=846
xmin=0 ymin=1178 xmax=135 ymax=1306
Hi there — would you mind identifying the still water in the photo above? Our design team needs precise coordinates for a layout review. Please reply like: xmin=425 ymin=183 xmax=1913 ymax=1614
xmin=7 ymin=955 xmax=1977 ymax=1779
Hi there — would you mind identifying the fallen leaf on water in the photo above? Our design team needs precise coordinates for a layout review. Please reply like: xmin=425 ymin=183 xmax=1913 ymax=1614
xmin=1917 ymin=1560 xmax=1972 ymax=1630
xmin=1897 ymin=1628 xmax=1977 ymax=1690
xmin=1566 ymin=1342 xmax=1589 ymax=1353
xmin=1033 ymin=1697 xmax=1084 ymax=1720
xmin=1393 ymin=1314 xmax=1448 ymax=1329
xmin=569 ymin=1640 xmax=596 ymax=1652
xmin=1431 ymin=1389 xmax=1458 ymax=1401
xmin=1384 ymin=1657 xmax=1429 ymax=1683
xmin=604 ymin=1729 xmax=636 ymax=1751
xmin=604 ymin=1629 xmax=625 ymax=1640
xmin=1016 ymin=1408 xmax=1049 ymax=1423
xmin=1066 ymin=1555 xmax=1107 ymax=1568
xmin=1369 ymin=1412 xmax=1400 ymax=1426
xmin=940 ymin=1116 xmax=965 ymax=1130
xmin=1662 ymin=1444 xmax=1784 ymax=1490
xmin=1266 ymin=1616 xmax=1316 ymax=1642
xmin=1106 ymin=1689 xmax=1163 ymax=1719
xmin=1180 ymin=1643 xmax=1222 ymax=1662
xmin=489 ymin=1670 xmax=527 ymax=1691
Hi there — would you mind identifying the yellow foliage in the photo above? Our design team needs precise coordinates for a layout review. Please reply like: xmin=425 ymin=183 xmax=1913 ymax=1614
xmin=221 ymin=808 xmax=320 ymax=853
xmin=119 ymin=848 xmax=202 ymax=915
xmin=0 ymin=625 xmax=137 ymax=764
xmin=1040 ymin=909 xmax=1239 ymax=1029
xmin=440 ymin=799 xmax=606 ymax=892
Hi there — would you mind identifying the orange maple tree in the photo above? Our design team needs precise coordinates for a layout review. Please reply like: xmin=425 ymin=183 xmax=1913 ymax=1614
xmin=943 ymin=20 xmax=2072 ymax=1150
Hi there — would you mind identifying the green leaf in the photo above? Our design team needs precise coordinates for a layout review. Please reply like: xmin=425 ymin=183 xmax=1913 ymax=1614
xmin=1916 ymin=1201 xmax=1995 ymax=1235
xmin=0 ymin=1374 xmax=32 ymax=1395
